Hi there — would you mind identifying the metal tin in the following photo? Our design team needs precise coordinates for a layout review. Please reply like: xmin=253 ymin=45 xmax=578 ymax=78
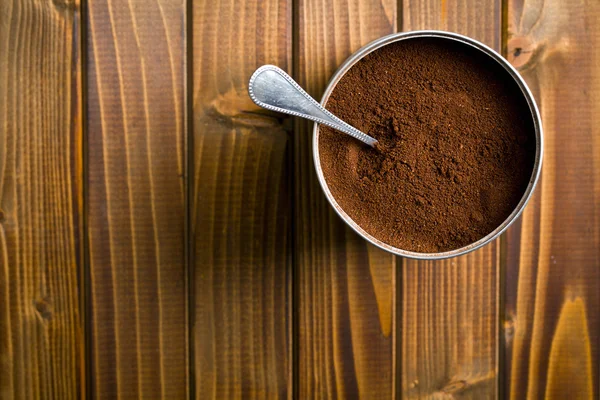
xmin=312 ymin=30 xmax=544 ymax=260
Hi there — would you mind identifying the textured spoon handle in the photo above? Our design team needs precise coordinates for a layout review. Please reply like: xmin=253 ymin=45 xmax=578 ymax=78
xmin=248 ymin=65 xmax=378 ymax=147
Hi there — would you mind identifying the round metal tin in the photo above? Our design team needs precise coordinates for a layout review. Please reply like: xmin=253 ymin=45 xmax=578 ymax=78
xmin=312 ymin=30 xmax=544 ymax=260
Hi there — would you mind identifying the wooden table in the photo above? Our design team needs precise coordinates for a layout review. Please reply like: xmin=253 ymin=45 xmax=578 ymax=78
xmin=1 ymin=0 xmax=598 ymax=398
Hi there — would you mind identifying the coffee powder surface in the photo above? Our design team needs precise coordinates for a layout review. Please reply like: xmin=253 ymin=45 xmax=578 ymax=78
xmin=319 ymin=37 xmax=536 ymax=253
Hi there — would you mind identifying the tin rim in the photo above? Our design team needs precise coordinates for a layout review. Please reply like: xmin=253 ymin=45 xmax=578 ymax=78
xmin=312 ymin=30 xmax=544 ymax=260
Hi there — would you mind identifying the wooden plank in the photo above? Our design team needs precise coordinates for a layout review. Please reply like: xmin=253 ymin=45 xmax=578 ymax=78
xmin=86 ymin=0 xmax=188 ymax=397
xmin=294 ymin=1 xmax=397 ymax=397
xmin=504 ymin=0 xmax=600 ymax=398
xmin=400 ymin=1 xmax=502 ymax=398
xmin=191 ymin=1 xmax=292 ymax=398
xmin=0 ymin=0 xmax=83 ymax=398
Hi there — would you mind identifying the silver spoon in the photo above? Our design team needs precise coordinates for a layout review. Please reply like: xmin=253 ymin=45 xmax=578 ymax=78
xmin=248 ymin=65 xmax=378 ymax=147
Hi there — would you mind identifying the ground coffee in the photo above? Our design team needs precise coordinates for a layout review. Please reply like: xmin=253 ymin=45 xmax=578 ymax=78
xmin=319 ymin=37 xmax=536 ymax=253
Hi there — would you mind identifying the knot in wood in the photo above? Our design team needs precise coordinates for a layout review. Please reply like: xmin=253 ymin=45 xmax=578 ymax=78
xmin=441 ymin=379 xmax=468 ymax=394
xmin=507 ymin=36 xmax=537 ymax=70
xmin=34 ymin=298 xmax=53 ymax=321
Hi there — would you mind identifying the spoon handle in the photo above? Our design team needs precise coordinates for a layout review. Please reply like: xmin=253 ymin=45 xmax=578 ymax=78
xmin=248 ymin=65 xmax=378 ymax=147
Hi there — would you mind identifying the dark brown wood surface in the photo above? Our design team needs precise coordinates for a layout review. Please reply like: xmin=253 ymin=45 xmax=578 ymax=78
xmin=86 ymin=0 xmax=188 ymax=397
xmin=1 ymin=0 xmax=599 ymax=398
xmin=0 ymin=0 xmax=83 ymax=398
xmin=192 ymin=0 xmax=292 ymax=398
xmin=294 ymin=0 xmax=398 ymax=398
xmin=503 ymin=0 xmax=600 ymax=398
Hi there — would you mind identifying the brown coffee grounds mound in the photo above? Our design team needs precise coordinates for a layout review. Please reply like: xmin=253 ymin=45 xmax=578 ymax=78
xmin=319 ymin=37 xmax=536 ymax=253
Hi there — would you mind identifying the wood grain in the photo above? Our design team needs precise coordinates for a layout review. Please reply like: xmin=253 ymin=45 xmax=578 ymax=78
xmin=0 ymin=0 xmax=83 ymax=398
xmin=504 ymin=0 xmax=600 ymax=398
xmin=400 ymin=1 xmax=502 ymax=398
xmin=191 ymin=1 xmax=292 ymax=398
xmin=86 ymin=0 xmax=187 ymax=397
xmin=294 ymin=0 xmax=397 ymax=397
